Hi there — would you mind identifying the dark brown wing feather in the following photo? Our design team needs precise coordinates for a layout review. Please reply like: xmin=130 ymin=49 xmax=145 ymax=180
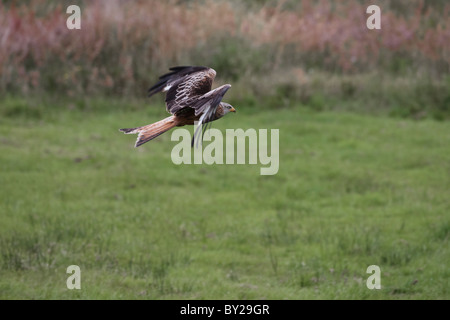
xmin=147 ymin=66 xmax=217 ymax=115
xmin=148 ymin=66 xmax=210 ymax=97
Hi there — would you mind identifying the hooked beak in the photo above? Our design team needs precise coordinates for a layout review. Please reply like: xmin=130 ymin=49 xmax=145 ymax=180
xmin=230 ymin=107 xmax=236 ymax=113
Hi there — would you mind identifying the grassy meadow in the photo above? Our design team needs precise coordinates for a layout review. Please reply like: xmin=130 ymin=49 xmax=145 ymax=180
xmin=0 ymin=0 xmax=449 ymax=300
xmin=0 ymin=96 xmax=448 ymax=299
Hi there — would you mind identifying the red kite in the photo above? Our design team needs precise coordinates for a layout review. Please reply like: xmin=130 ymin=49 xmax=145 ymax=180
xmin=120 ymin=66 xmax=235 ymax=147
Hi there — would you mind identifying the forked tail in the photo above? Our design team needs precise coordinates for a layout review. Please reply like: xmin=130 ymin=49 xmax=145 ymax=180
xmin=119 ymin=116 xmax=177 ymax=147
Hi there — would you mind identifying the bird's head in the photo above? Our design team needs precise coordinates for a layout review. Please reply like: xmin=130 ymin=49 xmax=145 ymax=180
xmin=220 ymin=102 xmax=236 ymax=116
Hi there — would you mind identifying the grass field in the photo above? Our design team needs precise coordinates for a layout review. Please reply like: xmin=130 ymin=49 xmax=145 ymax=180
xmin=0 ymin=96 xmax=449 ymax=300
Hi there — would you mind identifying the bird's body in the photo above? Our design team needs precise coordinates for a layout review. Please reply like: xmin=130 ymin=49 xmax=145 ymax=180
xmin=120 ymin=66 xmax=235 ymax=147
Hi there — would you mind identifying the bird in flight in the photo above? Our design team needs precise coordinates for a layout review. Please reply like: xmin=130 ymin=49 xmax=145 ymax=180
xmin=120 ymin=66 xmax=235 ymax=147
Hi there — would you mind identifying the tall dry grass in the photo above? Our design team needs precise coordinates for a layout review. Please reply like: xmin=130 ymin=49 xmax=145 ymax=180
xmin=0 ymin=0 xmax=236 ymax=95
xmin=241 ymin=0 xmax=449 ymax=72
xmin=0 ymin=0 xmax=448 ymax=106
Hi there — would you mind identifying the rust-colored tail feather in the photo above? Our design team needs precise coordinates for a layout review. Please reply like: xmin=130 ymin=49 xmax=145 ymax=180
xmin=119 ymin=116 xmax=177 ymax=147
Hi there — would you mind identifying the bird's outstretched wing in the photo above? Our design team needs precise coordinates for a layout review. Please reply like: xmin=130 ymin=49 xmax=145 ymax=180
xmin=148 ymin=66 xmax=217 ymax=115
xmin=191 ymin=84 xmax=231 ymax=147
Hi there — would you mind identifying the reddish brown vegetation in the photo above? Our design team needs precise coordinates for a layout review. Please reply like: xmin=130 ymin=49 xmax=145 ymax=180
xmin=0 ymin=0 xmax=448 ymax=96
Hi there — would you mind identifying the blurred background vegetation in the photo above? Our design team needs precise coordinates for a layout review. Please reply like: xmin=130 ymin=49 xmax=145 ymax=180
xmin=1 ymin=0 xmax=449 ymax=300
xmin=1 ymin=0 xmax=449 ymax=119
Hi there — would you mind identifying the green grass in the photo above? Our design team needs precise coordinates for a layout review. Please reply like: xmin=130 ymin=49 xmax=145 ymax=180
xmin=0 ymin=96 xmax=449 ymax=299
